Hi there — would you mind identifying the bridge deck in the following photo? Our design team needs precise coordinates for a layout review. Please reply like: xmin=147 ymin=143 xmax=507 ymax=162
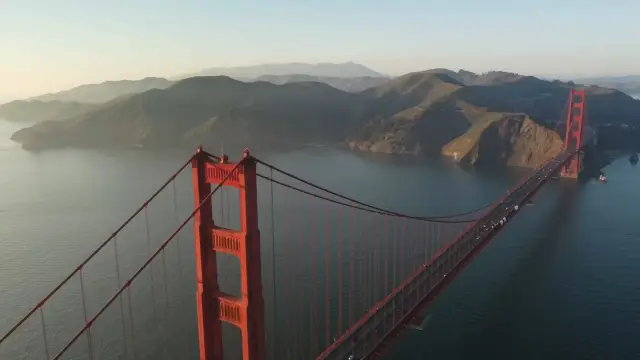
xmin=317 ymin=149 xmax=578 ymax=360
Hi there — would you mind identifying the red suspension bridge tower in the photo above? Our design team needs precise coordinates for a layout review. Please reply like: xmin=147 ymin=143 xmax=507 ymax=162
xmin=561 ymin=88 xmax=586 ymax=178
xmin=192 ymin=148 xmax=266 ymax=360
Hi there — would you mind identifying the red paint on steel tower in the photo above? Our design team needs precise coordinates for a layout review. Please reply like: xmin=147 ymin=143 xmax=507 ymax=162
xmin=192 ymin=147 xmax=266 ymax=360
xmin=561 ymin=88 xmax=586 ymax=178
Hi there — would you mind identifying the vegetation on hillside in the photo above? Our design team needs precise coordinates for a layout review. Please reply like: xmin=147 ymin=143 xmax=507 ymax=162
xmin=348 ymin=70 xmax=640 ymax=167
xmin=9 ymin=69 xmax=640 ymax=169
xmin=12 ymin=76 xmax=366 ymax=151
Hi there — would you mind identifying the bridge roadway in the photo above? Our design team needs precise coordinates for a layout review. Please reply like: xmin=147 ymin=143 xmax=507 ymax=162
xmin=317 ymin=149 xmax=579 ymax=360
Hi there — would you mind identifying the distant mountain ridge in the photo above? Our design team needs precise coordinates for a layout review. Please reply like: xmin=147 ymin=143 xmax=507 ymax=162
xmin=180 ymin=62 xmax=385 ymax=79
xmin=31 ymin=77 xmax=174 ymax=103
xmin=1 ymin=62 xmax=385 ymax=122
xmin=254 ymin=74 xmax=389 ymax=92
xmin=11 ymin=69 xmax=640 ymax=170
xmin=574 ymin=75 xmax=640 ymax=97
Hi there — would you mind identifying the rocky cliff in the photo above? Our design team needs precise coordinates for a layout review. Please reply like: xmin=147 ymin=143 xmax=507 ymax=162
xmin=443 ymin=115 xmax=564 ymax=168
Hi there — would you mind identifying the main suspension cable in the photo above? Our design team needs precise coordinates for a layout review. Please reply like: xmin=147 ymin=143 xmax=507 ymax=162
xmin=254 ymin=157 xmax=497 ymax=221
xmin=255 ymin=173 xmax=483 ymax=224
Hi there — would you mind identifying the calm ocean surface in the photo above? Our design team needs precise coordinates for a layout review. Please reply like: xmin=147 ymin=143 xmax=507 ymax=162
xmin=0 ymin=120 xmax=639 ymax=360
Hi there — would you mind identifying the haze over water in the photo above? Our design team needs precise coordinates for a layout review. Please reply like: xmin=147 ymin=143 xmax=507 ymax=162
xmin=0 ymin=120 xmax=639 ymax=359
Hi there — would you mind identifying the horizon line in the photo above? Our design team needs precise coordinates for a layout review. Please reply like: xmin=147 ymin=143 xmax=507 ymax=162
xmin=2 ymin=62 xmax=639 ymax=103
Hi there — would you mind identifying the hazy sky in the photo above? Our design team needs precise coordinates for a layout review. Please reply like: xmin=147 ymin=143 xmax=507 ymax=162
xmin=1 ymin=0 xmax=639 ymax=101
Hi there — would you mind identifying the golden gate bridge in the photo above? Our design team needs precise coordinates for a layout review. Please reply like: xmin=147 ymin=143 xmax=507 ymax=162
xmin=0 ymin=89 xmax=589 ymax=359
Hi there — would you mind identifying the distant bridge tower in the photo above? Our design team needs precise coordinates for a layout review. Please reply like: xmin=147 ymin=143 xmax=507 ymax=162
xmin=561 ymin=88 xmax=586 ymax=178
xmin=192 ymin=148 xmax=266 ymax=360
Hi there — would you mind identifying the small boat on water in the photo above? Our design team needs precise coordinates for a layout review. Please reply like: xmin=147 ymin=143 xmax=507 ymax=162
xmin=598 ymin=173 xmax=607 ymax=183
